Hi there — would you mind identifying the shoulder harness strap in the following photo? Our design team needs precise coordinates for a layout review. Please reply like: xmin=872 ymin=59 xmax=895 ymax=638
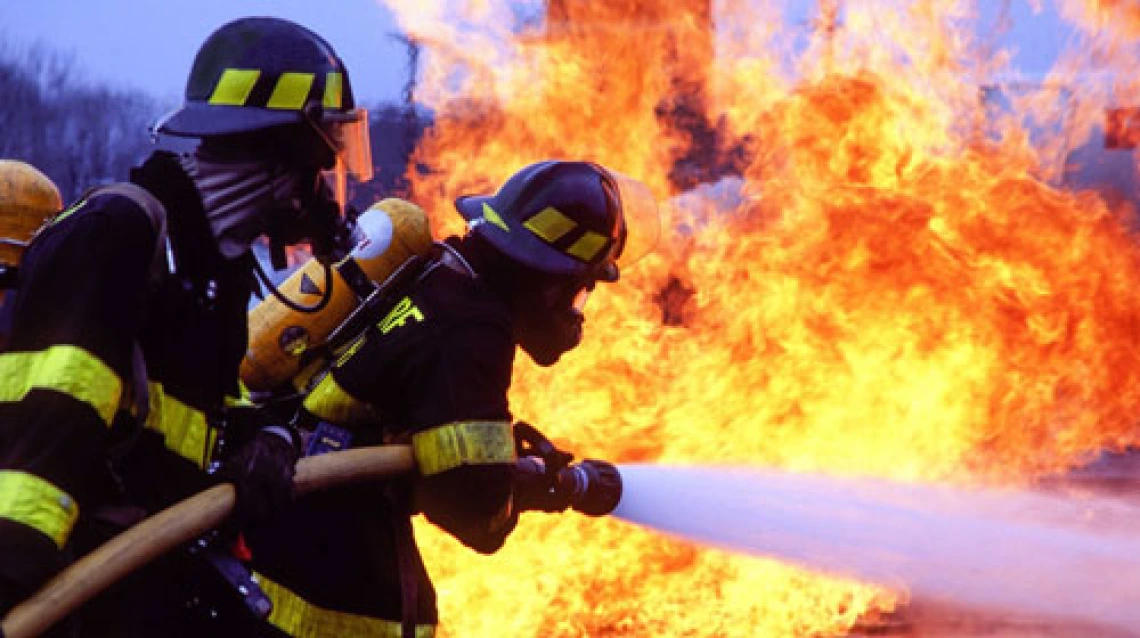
xmin=86 ymin=183 xmax=170 ymax=432
xmin=85 ymin=182 xmax=170 ymax=288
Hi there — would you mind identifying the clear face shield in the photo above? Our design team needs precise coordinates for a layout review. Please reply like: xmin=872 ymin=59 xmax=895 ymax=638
xmin=596 ymin=169 xmax=661 ymax=282
xmin=312 ymin=108 xmax=374 ymax=213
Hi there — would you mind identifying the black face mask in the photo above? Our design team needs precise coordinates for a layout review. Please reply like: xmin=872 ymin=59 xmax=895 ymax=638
xmin=513 ymin=275 xmax=593 ymax=367
xmin=264 ymin=173 xmax=354 ymax=268
xmin=198 ymin=126 xmax=351 ymax=267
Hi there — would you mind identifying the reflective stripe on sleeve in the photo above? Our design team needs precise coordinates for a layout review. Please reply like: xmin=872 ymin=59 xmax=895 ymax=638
xmin=256 ymin=572 xmax=436 ymax=638
xmin=144 ymin=382 xmax=215 ymax=469
xmin=0 ymin=470 xmax=80 ymax=548
xmin=303 ymin=373 xmax=379 ymax=428
xmin=0 ymin=345 xmax=123 ymax=425
xmin=412 ymin=421 xmax=516 ymax=477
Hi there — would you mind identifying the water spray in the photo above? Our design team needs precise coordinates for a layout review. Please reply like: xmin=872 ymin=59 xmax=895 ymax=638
xmin=609 ymin=465 xmax=1140 ymax=635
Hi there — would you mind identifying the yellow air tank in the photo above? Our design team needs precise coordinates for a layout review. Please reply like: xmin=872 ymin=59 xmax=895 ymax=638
xmin=0 ymin=160 xmax=62 ymax=265
xmin=242 ymin=198 xmax=433 ymax=393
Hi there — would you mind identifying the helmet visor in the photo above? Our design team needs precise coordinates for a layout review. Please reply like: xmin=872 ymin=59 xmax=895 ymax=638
xmin=604 ymin=169 xmax=660 ymax=273
xmin=326 ymin=108 xmax=373 ymax=183
xmin=318 ymin=108 xmax=373 ymax=211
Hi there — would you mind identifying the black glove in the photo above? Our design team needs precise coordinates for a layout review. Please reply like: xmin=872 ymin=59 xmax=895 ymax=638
xmin=511 ymin=456 xmax=574 ymax=513
xmin=214 ymin=426 xmax=300 ymax=529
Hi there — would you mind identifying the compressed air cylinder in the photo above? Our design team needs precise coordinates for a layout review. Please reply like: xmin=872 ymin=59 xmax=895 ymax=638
xmin=0 ymin=160 xmax=62 ymax=265
xmin=241 ymin=198 xmax=433 ymax=392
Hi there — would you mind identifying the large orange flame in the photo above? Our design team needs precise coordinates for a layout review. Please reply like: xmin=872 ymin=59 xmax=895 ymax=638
xmin=383 ymin=1 xmax=1140 ymax=635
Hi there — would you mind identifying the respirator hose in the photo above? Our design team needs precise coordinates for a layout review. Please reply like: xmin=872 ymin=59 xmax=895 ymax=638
xmin=252 ymin=256 xmax=334 ymax=314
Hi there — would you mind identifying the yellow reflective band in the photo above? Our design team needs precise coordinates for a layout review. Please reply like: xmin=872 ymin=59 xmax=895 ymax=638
xmin=0 ymin=345 xmax=122 ymax=425
xmin=267 ymin=72 xmax=315 ymax=110
xmin=144 ymin=382 xmax=214 ymax=469
xmin=51 ymin=201 xmax=83 ymax=225
xmin=334 ymin=333 xmax=367 ymax=368
xmin=412 ymin=421 xmax=516 ymax=477
xmin=257 ymin=572 xmax=436 ymax=638
xmin=377 ymin=297 xmax=424 ymax=335
xmin=303 ymin=373 xmax=379 ymax=428
xmin=225 ymin=391 xmax=254 ymax=409
xmin=324 ymin=72 xmax=343 ymax=109
xmin=0 ymin=470 xmax=79 ymax=548
xmin=567 ymin=230 xmax=609 ymax=262
xmin=524 ymin=206 xmax=577 ymax=243
xmin=481 ymin=203 xmax=510 ymax=232
xmin=209 ymin=69 xmax=261 ymax=106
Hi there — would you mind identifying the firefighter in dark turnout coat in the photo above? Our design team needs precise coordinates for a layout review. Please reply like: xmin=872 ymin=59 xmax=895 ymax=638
xmin=242 ymin=161 xmax=656 ymax=637
xmin=0 ymin=17 xmax=373 ymax=636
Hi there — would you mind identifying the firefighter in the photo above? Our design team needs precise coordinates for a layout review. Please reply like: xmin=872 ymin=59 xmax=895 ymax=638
xmin=0 ymin=160 xmax=63 ymax=348
xmin=0 ymin=17 xmax=372 ymax=636
xmin=240 ymin=160 xmax=657 ymax=637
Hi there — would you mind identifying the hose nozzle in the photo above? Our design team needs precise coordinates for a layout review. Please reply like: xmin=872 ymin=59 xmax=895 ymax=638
xmin=512 ymin=421 xmax=622 ymax=516
xmin=558 ymin=459 xmax=623 ymax=516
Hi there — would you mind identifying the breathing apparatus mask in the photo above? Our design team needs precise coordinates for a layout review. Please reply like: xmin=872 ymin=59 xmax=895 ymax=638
xmin=259 ymin=102 xmax=372 ymax=268
xmin=247 ymin=105 xmax=373 ymax=314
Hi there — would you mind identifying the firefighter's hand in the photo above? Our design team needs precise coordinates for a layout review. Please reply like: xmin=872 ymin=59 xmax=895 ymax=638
xmin=215 ymin=426 xmax=300 ymax=528
xmin=511 ymin=457 xmax=573 ymax=513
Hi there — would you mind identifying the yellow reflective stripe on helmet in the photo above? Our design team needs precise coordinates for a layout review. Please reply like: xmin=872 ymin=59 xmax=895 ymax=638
xmin=324 ymin=72 xmax=343 ymax=109
xmin=566 ymin=230 xmax=609 ymax=262
xmin=267 ymin=72 xmax=315 ymax=110
xmin=0 ymin=345 xmax=122 ymax=425
xmin=303 ymin=373 xmax=379 ymax=428
xmin=412 ymin=421 xmax=516 ymax=476
xmin=481 ymin=203 xmax=510 ymax=232
xmin=524 ymin=206 xmax=576 ymax=243
xmin=0 ymin=470 xmax=79 ymax=548
xmin=257 ymin=572 xmax=436 ymax=638
xmin=209 ymin=69 xmax=261 ymax=106
xmin=144 ymin=382 xmax=214 ymax=469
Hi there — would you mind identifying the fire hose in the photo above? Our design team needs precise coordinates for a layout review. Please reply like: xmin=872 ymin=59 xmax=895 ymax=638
xmin=0 ymin=445 xmax=416 ymax=638
xmin=1 ymin=434 xmax=622 ymax=638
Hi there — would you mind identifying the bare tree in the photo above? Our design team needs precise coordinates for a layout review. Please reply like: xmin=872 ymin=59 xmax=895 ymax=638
xmin=0 ymin=38 xmax=163 ymax=201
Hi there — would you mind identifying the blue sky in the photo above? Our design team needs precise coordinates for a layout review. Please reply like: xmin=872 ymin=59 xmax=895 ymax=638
xmin=0 ymin=0 xmax=410 ymax=104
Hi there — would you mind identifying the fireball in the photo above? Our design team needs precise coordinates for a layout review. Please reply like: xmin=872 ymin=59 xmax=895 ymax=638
xmin=384 ymin=1 xmax=1140 ymax=635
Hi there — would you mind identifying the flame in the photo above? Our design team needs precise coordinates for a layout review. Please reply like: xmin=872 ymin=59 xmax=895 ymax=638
xmin=1062 ymin=0 xmax=1140 ymax=38
xmin=382 ymin=1 xmax=1140 ymax=635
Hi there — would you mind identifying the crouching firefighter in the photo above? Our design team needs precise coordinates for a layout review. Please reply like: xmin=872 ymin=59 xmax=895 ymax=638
xmin=0 ymin=16 xmax=373 ymax=637
xmin=234 ymin=160 xmax=658 ymax=638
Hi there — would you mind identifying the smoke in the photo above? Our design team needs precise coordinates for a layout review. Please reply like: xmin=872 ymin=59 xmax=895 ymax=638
xmin=614 ymin=465 xmax=1140 ymax=635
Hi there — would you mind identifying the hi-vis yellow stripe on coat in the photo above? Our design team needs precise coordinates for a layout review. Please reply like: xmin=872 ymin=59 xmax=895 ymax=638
xmin=0 ymin=470 xmax=79 ymax=548
xmin=303 ymin=373 xmax=380 ymax=428
xmin=412 ymin=421 xmax=516 ymax=476
xmin=257 ymin=572 xmax=436 ymax=638
xmin=143 ymin=382 xmax=215 ymax=469
xmin=0 ymin=344 xmax=122 ymax=425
